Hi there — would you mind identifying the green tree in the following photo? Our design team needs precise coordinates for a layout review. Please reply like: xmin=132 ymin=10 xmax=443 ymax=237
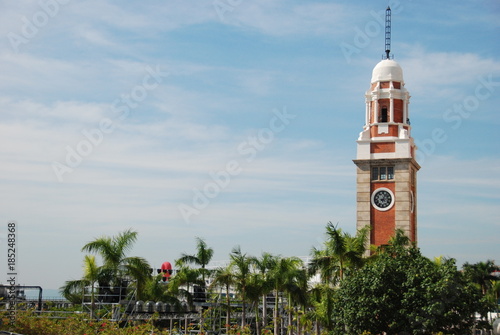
xmin=462 ymin=260 xmax=499 ymax=295
xmin=229 ymin=246 xmax=252 ymax=327
xmin=307 ymin=283 xmax=335 ymax=335
xmin=176 ymin=237 xmax=214 ymax=285
xmin=167 ymin=265 xmax=202 ymax=308
xmin=284 ymin=261 xmax=308 ymax=335
xmin=81 ymin=229 xmax=151 ymax=300
xmin=309 ymin=222 xmax=368 ymax=284
xmin=210 ymin=265 xmax=235 ymax=334
xmin=173 ymin=237 xmax=214 ymax=317
xmin=268 ymin=256 xmax=305 ymax=335
xmin=245 ymin=271 xmax=268 ymax=335
xmin=489 ymin=279 xmax=500 ymax=309
xmin=332 ymin=235 xmax=491 ymax=334
xmin=307 ymin=223 xmax=368 ymax=333
xmin=60 ymin=255 xmax=109 ymax=318
xmin=249 ymin=252 xmax=277 ymax=330
xmin=141 ymin=273 xmax=182 ymax=308
xmin=373 ymin=227 xmax=413 ymax=256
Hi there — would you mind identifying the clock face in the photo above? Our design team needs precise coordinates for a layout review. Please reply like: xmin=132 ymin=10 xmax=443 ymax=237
xmin=372 ymin=188 xmax=395 ymax=211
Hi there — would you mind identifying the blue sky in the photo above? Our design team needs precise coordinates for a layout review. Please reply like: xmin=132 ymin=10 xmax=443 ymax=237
xmin=0 ymin=0 xmax=499 ymax=290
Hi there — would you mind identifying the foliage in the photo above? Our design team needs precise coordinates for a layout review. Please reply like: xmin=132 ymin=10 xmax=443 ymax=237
xmin=1 ymin=311 xmax=169 ymax=335
xmin=81 ymin=229 xmax=152 ymax=300
xmin=55 ymin=227 xmax=498 ymax=335
xmin=60 ymin=229 xmax=152 ymax=303
xmin=267 ymin=255 xmax=306 ymax=335
xmin=462 ymin=260 xmax=499 ymax=295
xmin=141 ymin=273 xmax=183 ymax=308
xmin=170 ymin=237 xmax=214 ymax=311
xmin=60 ymin=255 xmax=106 ymax=306
xmin=309 ymin=222 xmax=369 ymax=285
xmin=307 ymin=222 xmax=369 ymax=332
xmin=209 ymin=264 xmax=235 ymax=334
xmin=229 ymin=246 xmax=252 ymax=327
xmin=332 ymin=238 xmax=492 ymax=335
xmin=249 ymin=252 xmax=277 ymax=332
xmin=176 ymin=237 xmax=214 ymax=283
xmin=227 ymin=324 xmax=252 ymax=335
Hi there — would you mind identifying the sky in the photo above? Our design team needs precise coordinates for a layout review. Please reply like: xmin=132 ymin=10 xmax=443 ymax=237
xmin=0 ymin=0 xmax=499 ymax=291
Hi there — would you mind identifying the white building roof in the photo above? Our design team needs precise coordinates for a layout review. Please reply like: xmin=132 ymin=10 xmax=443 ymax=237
xmin=371 ymin=59 xmax=404 ymax=83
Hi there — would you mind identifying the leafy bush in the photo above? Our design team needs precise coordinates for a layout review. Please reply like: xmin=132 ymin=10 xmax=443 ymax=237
xmin=331 ymin=246 xmax=491 ymax=335
xmin=1 ymin=311 xmax=170 ymax=335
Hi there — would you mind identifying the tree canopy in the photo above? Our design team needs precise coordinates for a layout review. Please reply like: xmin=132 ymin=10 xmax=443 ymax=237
xmin=59 ymin=226 xmax=497 ymax=334
xmin=332 ymin=239 xmax=492 ymax=335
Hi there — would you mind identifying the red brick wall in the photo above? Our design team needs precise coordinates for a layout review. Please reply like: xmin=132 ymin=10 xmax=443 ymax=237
xmin=370 ymin=125 xmax=399 ymax=137
xmin=394 ymin=99 xmax=403 ymax=123
xmin=371 ymin=142 xmax=395 ymax=153
xmin=371 ymin=183 xmax=395 ymax=247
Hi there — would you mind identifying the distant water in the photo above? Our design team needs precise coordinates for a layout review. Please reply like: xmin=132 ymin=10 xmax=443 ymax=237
xmin=25 ymin=288 xmax=64 ymax=300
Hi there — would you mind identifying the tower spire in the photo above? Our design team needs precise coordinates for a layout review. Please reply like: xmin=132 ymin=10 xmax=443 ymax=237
xmin=385 ymin=6 xmax=391 ymax=59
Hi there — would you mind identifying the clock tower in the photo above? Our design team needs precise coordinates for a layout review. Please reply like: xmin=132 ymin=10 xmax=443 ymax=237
xmin=353 ymin=7 xmax=420 ymax=250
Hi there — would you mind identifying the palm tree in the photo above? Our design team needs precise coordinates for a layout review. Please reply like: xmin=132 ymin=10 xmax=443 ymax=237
xmin=463 ymin=260 xmax=500 ymax=295
xmin=284 ymin=261 xmax=307 ymax=335
xmin=245 ymin=272 xmax=267 ymax=335
xmin=60 ymin=255 xmax=107 ymax=318
xmin=210 ymin=265 xmax=235 ymax=334
xmin=174 ymin=237 xmax=214 ymax=319
xmin=81 ymin=229 xmax=151 ymax=300
xmin=488 ymin=279 xmax=500 ymax=307
xmin=309 ymin=222 xmax=368 ymax=284
xmin=176 ymin=237 xmax=214 ymax=286
xmin=376 ymin=228 xmax=413 ymax=256
xmin=268 ymin=256 xmax=305 ymax=335
xmin=307 ymin=223 xmax=368 ymax=333
xmin=250 ymin=252 xmax=277 ymax=330
xmin=142 ymin=273 xmax=180 ymax=305
xmin=229 ymin=246 xmax=252 ymax=328
xmin=307 ymin=283 xmax=336 ymax=335
xmin=168 ymin=265 xmax=204 ymax=309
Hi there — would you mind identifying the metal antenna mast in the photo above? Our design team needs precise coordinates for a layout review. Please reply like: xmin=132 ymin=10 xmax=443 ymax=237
xmin=385 ymin=6 xmax=391 ymax=59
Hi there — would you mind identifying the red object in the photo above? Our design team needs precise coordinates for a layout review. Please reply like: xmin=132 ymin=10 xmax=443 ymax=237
xmin=159 ymin=262 xmax=172 ymax=282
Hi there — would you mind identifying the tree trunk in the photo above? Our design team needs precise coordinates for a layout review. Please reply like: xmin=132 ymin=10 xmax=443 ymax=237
xmin=226 ymin=285 xmax=231 ymax=334
xmin=274 ymin=289 xmax=280 ymax=335
xmin=241 ymin=297 xmax=246 ymax=328
xmin=297 ymin=310 xmax=301 ymax=335
xmin=262 ymin=294 xmax=267 ymax=330
xmin=254 ymin=302 xmax=260 ymax=335
xmin=90 ymin=283 xmax=96 ymax=320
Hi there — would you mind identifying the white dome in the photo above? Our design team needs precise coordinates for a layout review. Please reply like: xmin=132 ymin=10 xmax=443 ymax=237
xmin=371 ymin=59 xmax=404 ymax=83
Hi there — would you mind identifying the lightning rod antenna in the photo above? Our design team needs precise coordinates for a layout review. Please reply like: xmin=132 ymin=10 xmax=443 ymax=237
xmin=385 ymin=6 xmax=391 ymax=59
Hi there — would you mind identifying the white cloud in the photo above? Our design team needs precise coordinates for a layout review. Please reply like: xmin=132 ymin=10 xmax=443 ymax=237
xmin=77 ymin=26 xmax=115 ymax=47
xmin=400 ymin=45 xmax=500 ymax=96
xmin=222 ymin=1 xmax=349 ymax=36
